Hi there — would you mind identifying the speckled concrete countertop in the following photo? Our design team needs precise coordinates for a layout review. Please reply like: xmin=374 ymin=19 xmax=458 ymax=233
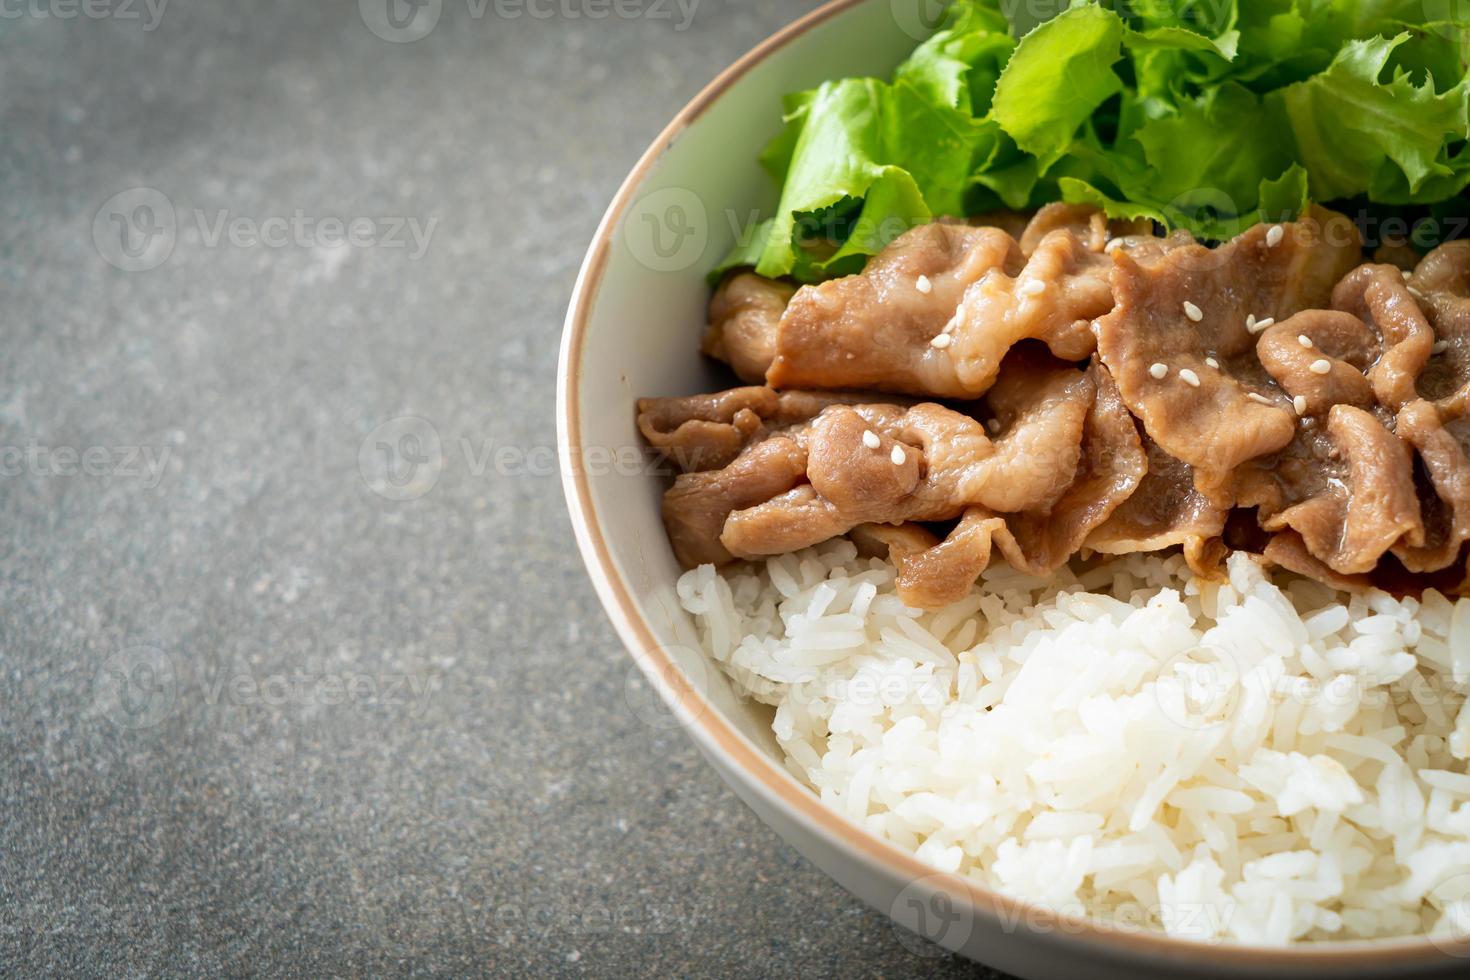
xmin=1 ymin=1 xmax=1008 ymax=975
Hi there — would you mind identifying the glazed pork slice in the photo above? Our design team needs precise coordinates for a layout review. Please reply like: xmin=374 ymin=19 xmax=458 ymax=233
xmin=1018 ymin=202 xmax=1109 ymax=254
xmin=885 ymin=508 xmax=1011 ymax=609
xmin=660 ymin=436 xmax=810 ymax=567
xmin=720 ymin=350 xmax=1097 ymax=554
xmin=647 ymin=204 xmax=1470 ymax=600
xmin=659 ymin=351 xmax=1146 ymax=609
xmin=700 ymin=273 xmax=796 ymax=384
xmin=763 ymin=221 xmax=1024 ymax=396
xmin=700 ymin=220 xmax=1021 ymax=388
xmin=1254 ymin=311 xmax=1380 ymax=416
xmin=707 ymin=204 xmax=1159 ymax=399
xmin=661 ymin=352 xmax=1095 ymax=571
xmin=1095 ymin=206 xmax=1364 ymax=501
xmin=1261 ymin=531 xmax=1373 ymax=592
xmin=980 ymin=359 xmax=1145 ymax=574
xmin=1016 ymin=201 xmax=1153 ymax=255
xmin=1086 ymin=430 xmax=1228 ymax=576
xmin=880 ymin=360 xmax=1146 ymax=608
xmin=766 ymin=214 xmax=1119 ymax=398
xmin=1406 ymin=241 xmax=1470 ymax=415
xmin=950 ymin=203 xmax=1150 ymax=256
xmin=1330 ymin=263 xmax=1434 ymax=411
xmin=1394 ymin=399 xmax=1470 ymax=575
xmin=1234 ymin=404 xmax=1423 ymax=575
xmin=636 ymin=386 xmax=880 ymax=473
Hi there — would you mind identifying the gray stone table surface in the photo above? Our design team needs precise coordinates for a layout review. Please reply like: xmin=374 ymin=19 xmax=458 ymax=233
xmin=0 ymin=0 xmax=1008 ymax=976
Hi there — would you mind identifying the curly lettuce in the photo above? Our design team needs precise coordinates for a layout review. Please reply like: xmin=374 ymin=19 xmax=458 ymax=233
xmin=720 ymin=0 xmax=1470 ymax=283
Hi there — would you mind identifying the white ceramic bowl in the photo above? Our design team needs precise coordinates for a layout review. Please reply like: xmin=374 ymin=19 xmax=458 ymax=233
xmin=557 ymin=2 xmax=1469 ymax=974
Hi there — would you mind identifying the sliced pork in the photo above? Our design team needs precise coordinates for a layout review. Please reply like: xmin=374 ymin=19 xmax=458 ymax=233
xmin=645 ymin=207 xmax=1470 ymax=601
xmin=764 ymin=222 xmax=1022 ymax=396
xmin=1234 ymin=405 xmax=1423 ymax=575
xmin=1087 ymin=431 xmax=1228 ymax=576
xmin=637 ymin=386 xmax=878 ymax=473
xmin=701 ymin=273 xmax=796 ymax=384
xmin=1331 ymin=263 xmax=1434 ymax=411
xmin=1407 ymin=241 xmax=1470 ymax=414
xmin=1395 ymin=399 xmax=1470 ymax=575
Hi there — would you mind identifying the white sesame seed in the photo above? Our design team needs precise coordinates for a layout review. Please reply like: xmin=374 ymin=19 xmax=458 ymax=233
xmin=1294 ymin=395 xmax=1307 ymax=415
xmin=1401 ymin=268 xmax=1412 ymax=280
xmin=1020 ymin=278 xmax=1046 ymax=296
xmin=986 ymin=419 xmax=1001 ymax=434
xmin=890 ymin=445 xmax=906 ymax=466
xmin=1309 ymin=358 xmax=1331 ymax=375
xmin=1183 ymin=301 xmax=1203 ymax=322
xmin=1205 ymin=357 xmax=1220 ymax=369
xmin=1179 ymin=368 xmax=1201 ymax=387
xmin=1248 ymin=392 xmax=1271 ymax=405
xmin=1104 ymin=237 xmax=1122 ymax=253
xmin=1433 ymin=339 xmax=1449 ymax=355
xmin=1266 ymin=225 xmax=1284 ymax=247
xmin=1409 ymin=286 xmax=1425 ymax=300
xmin=915 ymin=274 xmax=932 ymax=294
xmin=861 ymin=430 xmax=880 ymax=450
xmin=1298 ymin=335 xmax=1313 ymax=348
xmin=1246 ymin=314 xmax=1258 ymax=332
xmin=1255 ymin=317 xmax=1275 ymax=329
xmin=1149 ymin=362 xmax=1168 ymax=379
xmin=930 ymin=332 xmax=952 ymax=349
xmin=945 ymin=304 xmax=967 ymax=333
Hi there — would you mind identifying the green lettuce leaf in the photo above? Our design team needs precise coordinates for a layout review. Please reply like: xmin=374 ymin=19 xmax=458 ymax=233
xmin=1277 ymin=33 xmax=1470 ymax=200
xmin=715 ymin=0 xmax=1470 ymax=283
xmin=894 ymin=0 xmax=1012 ymax=111
xmin=990 ymin=4 xmax=1126 ymax=167
xmin=1124 ymin=83 xmax=1295 ymax=215
xmin=721 ymin=2 xmax=1013 ymax=281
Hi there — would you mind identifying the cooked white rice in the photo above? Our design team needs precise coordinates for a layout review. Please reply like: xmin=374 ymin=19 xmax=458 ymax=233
xmin=676 ymin=542 xmax=1470 ymax=944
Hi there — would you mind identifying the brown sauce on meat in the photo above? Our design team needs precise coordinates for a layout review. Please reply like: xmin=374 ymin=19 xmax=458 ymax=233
xmin=638 ymin=203 xmax=1470 ymax=608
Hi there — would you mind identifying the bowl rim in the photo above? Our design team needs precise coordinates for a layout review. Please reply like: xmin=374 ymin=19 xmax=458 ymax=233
xmin=556 ymin=0 xmax=1466 ymax=967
